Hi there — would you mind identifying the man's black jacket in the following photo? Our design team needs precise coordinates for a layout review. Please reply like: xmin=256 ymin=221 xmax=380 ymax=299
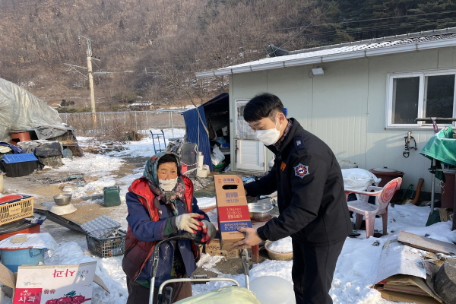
xmin=244 ymin=118 xmax=352 ymax=246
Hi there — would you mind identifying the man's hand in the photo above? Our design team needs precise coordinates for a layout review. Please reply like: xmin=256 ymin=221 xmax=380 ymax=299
xmin=232 ymin=227 xmax=262 ymax=249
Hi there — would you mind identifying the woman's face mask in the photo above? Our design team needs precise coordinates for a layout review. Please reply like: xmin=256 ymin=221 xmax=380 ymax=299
xmin=157 ymin=162 xmax=178 ymax=191
xmin=255 ymin=116 xmax=281 ymax=146
xmin=159 ymin=178 xmax=178 ymax=191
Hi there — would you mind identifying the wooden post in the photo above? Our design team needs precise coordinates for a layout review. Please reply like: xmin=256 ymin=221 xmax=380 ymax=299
xmin=251 ymin=244 xmax=260 ymax=263
xmin=453 ymin=171 xmax=456 ymax=231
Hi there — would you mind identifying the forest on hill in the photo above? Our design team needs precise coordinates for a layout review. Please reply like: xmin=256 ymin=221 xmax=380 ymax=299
xmin=0 ymin=0 xmax=455 ymax=110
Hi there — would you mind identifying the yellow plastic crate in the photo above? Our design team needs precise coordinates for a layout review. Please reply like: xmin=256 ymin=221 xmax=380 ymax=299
xmin=0 ymin=195 xmax=34 ymax=226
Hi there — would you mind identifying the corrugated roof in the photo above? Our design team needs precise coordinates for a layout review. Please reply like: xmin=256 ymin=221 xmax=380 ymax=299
xmin=196 ymin=28 xmax=456 ymax=78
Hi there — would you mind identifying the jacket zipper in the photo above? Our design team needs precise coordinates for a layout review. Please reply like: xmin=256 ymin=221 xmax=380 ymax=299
xmin=129 ymin=187 xmax=159 ymax=281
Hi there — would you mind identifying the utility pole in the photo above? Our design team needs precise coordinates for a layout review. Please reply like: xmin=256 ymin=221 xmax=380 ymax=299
xmin=79 ymin=36 xmax=98 ymax=124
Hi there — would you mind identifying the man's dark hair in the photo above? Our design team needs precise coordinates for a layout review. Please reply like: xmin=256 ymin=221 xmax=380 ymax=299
xmin=243 ymin=93 xmax=285 ymax=122
xmin=158 ymin=153 xmax=181 ymax=175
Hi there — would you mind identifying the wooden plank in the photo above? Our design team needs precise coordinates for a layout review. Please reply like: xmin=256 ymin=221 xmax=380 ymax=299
xmin=398 ymin=231 xmax=456 ymax=255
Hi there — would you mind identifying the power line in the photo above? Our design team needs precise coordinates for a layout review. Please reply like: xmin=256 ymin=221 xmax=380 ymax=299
xmin=277 ymin=1 xmax=338 ymax=52
xmin=274 ymin=10 xmax=456 ymax=33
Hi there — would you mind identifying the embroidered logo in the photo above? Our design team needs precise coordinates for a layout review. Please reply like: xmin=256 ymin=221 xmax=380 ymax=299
xmin=294 ymin=163 xmax=309 ymax=178
xmin=280 ymin=162 xmax=286 ymax=171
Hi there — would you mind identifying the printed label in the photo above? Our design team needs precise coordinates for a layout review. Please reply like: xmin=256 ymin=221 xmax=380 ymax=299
xmin=13 ymin=288 xmax=42 ymax=304
xmin=218 ymin=205 xmax=250 ymax=222
xmin=219 ymin=220 xmax=252 ymax=233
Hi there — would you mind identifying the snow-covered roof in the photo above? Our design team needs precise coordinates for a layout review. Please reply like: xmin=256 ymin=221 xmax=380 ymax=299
xmin=196 ymin=28 xmax=456 ymax=79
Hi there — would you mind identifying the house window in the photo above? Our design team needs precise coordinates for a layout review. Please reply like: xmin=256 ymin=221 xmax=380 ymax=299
xmin=387 ymin=71 xmax=456 ymax=128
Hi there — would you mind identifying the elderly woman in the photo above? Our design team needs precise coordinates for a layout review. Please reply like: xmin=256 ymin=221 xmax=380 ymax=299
xmin=122 ymin=152 xmax=215 ymax=304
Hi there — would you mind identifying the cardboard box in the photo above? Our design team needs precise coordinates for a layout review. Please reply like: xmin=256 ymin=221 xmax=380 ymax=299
xmin=0 ymin=262 xmax=109 ymax=303
xmin=214 ymin=175 xmax=252 ymax=250
xmin=376 ymin=275 xmax=441 ymax=303
xmin=205 ymin=238 xmax=240 ymax=258
xmin=372 ymin=238 xmax=442 ymax=304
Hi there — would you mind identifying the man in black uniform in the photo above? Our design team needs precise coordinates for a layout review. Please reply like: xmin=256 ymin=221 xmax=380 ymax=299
xmin=233 ymin=93 xmax=352 ymax=304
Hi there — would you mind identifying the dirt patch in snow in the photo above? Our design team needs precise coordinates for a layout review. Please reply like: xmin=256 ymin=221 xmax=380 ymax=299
xmin=1 ymin=155 xmax=270 ymax=286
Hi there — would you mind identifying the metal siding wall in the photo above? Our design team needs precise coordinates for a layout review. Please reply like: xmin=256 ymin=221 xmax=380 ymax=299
xmin=310 ymin=59 xmax=369 ymax=168
xmin=266 ymin=67 xmax=313 ymax=164
xmin=365 ymin=49 xmax=444 ymax=192
xmin=183 ymin=108 xmax=213 ymax=171
xmin=229 ymin=47 xmax=456 ymax=192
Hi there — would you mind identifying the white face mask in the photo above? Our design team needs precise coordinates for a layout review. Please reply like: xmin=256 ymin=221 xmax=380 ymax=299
xmin=255 ymin=118 xmax=281 ymax=146
xmin=158 ymin=178 xmax=178 ymax=192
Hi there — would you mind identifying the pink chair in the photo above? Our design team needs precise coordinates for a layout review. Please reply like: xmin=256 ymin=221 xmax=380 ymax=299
xmin=344 ymin=177 xmax=402 ymax=238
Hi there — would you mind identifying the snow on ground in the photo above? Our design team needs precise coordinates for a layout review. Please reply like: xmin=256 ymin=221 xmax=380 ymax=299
xmin=3 ymin=129 xmax=456 ymax=304
xmin=105 ymin=128 xmax=186 ymax=159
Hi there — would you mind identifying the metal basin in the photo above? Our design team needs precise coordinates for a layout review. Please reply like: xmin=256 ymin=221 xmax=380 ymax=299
xmin=248 ymin=202 xmax=273 ymax=222
xmin=53 ymin=194 xmax=72 ymax=206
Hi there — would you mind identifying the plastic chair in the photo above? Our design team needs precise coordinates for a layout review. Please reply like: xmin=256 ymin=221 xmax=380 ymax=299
xmin=345 ymin=177 xmax=402 ymax=238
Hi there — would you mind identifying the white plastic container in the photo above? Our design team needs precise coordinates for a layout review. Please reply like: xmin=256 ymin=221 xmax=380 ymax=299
xmin=197 ymin=152 xmax=204 ymax=171
xmin=197 ymin=164 xmax=210 ymax=178
xmin=250 ymin=276 xmax=296 ymax=304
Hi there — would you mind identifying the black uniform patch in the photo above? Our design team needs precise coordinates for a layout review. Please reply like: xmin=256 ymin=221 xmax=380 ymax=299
xmin=294 ymin=136 xmax=305 ymax=150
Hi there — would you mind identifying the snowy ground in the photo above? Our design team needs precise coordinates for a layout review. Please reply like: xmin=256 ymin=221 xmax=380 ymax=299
xmin=1 ymin=128 xmax=456 ymax=304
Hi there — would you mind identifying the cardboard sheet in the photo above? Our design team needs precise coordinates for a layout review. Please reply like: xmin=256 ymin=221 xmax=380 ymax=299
xmin=375 ymin=239 xmax=426 ymax=284
xmin=398 ymin=231 xmax=456 ymax=255
xmin=379 ymin=290 xmax=440 ymax=304
xmin=373 ymin=238 xmax=442 ymax=303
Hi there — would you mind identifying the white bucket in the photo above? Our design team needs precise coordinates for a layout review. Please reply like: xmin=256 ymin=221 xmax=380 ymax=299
xmin=197 ymin=165 xmax=210 ymax=178
xmin=197 ymin=168 xmax=208 ymax=178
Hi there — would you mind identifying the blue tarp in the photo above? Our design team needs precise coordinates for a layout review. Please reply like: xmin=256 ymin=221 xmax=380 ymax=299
xmin=183 ymin=107 xmax=213 ymax=171
xmin=0 ymin=142 xmax=25 ymax=154
xmin=183 ymin=93 xmax=230 ymax=172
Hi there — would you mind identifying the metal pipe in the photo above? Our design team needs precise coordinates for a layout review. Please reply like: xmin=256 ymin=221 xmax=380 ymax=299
xmin=157 ymin=278 xmax=240 ymax=303
xmin=430 ymin=158 xmax=435 ymax=212
xmin=242 ymin=249 xmax=250 ymax=290
xmin=416 ymin=118 xmax=456 ymax=121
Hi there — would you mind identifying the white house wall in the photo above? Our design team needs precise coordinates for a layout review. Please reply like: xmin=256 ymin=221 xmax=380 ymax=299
xmin=229 ymin=47 xmax=456 ymax=193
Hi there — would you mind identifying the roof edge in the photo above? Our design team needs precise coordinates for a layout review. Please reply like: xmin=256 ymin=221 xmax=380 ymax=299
xmin=195 ymin=36 xmax=456 ymax=79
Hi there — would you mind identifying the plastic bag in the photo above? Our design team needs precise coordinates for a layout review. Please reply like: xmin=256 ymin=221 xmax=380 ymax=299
xmin=175 ymin=286 xmax=260 ymax=304
xmin=211 ymin=145 xmax=225 ymax=166
xmin=338 ymin=160 xmax=358 ymax=169
xmin=342 ymin=168 xmax=381 ymax=192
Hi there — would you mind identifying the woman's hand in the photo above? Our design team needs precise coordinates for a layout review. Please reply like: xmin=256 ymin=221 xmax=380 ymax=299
xmin=171 ymin=213 xmax=204 ymax=233
xmin=200 ymin=220 xmax=216 ymax=244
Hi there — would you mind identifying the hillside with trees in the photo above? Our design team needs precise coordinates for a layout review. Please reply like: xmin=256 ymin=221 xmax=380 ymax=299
xmin=0 ymin=0 xmax=455 ymax=110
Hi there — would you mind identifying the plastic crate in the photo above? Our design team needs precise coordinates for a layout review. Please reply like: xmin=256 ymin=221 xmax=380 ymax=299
xmin=86 ymin=229 xmax=126 ymax=258
xmin=0 ymin=195 xmax=34 ymax=226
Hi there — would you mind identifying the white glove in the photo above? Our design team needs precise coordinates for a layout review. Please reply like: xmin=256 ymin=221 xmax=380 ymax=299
xmin=171 ymin=213 xmax=204 ymax=234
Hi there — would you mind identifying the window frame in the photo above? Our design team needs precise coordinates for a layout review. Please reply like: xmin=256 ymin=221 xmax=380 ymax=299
xmin=386 ymin=69 xmax=456 ymax=129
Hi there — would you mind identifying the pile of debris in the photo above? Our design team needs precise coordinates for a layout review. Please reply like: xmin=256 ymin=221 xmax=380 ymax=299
xmin=373 ymin=231 xmax=456 ymax=304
